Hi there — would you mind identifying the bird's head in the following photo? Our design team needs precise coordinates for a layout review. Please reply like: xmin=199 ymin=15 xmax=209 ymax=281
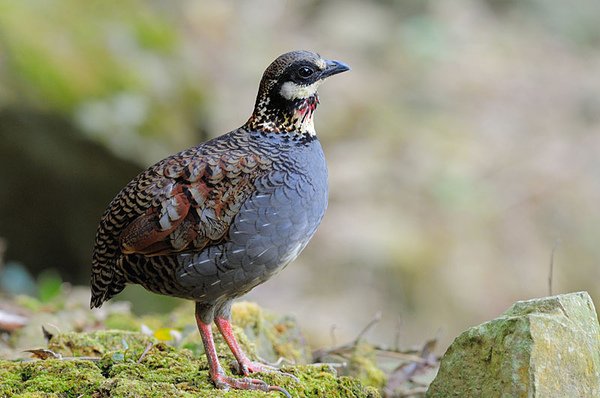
xmin=246 ymin=50 xmax=350 ymax=138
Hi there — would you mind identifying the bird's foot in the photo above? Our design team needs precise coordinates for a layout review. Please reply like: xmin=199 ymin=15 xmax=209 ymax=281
xmin=233 ymin=359 xmax=300 ymax=383
xmin=213 ymin=373 xmax=291 ymax=398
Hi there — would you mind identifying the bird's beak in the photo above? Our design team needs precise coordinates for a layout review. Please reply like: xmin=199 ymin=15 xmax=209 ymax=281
xmin=321 ymin=59 xmax=350 ymax=79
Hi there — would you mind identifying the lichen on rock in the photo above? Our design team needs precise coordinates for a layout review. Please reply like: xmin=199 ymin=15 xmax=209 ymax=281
xmin=427 ymin=291 xmax=600 ymax=397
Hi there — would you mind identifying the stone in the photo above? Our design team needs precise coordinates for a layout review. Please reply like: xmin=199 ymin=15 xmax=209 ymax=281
xmin=427 ymin=291 xmax=600 ymax=397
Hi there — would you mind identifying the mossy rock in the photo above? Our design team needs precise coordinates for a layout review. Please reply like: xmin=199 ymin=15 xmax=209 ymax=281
xmin=48 ymin=330 xmax=155 ymax=357
xmin=1 ymin=298 xmax=380 ymax=396
xmin=231 ymin=301 xmax=312 ymax=364
xmin=0 ymin=359 xmax=104 ymax=397
xmin=427 ymin=291 xmax=600 ymax=397
xmin=2 ymin=329 xmax=378 ymax=397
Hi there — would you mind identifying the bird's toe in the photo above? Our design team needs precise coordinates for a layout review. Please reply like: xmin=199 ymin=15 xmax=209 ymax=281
xmin=213 ymin=373 xmax=291 ymax=397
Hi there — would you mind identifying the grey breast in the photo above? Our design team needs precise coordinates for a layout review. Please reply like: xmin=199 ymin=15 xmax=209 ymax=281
xmin=176 ymin=137 xmax=328 ymax=302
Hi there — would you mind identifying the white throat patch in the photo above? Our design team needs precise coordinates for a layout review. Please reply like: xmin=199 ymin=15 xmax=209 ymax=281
xmin=279 ymin=80 xmax=323 ymax=101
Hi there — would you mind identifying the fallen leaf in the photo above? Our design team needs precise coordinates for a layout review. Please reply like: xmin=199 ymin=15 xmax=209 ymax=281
xmin=24 ymin=348 xmax=62 ymax=360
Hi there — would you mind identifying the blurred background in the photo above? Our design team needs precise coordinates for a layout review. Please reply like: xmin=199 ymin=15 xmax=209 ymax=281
xmin=1 ymin=0 xmax=600 ymax=353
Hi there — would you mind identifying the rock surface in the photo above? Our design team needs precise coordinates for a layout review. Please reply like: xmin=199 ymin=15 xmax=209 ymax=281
xmin=427 ymin=291 xmax=600 ymax=397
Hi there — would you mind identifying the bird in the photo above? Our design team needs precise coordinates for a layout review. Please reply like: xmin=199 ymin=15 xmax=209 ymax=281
xmin=90 ymin=50 xmax=349 ymax=395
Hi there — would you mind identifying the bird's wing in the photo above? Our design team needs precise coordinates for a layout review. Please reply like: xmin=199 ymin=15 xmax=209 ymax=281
xmin=90 ymin=132 xmax=272 ymax=307
xmin=117 ymin=146 xmax=271 ymax=257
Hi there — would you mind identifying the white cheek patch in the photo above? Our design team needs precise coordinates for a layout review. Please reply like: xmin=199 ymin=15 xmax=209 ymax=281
xmin=279 ymin=80 xmax=323 ymax=100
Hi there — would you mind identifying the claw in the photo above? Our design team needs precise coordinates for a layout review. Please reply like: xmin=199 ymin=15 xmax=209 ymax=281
xmin=275 ymin=367 xmax=300 ymax=383
xmin=213 ymin=373 xmax=290 ymax=397
xmin=238 ymin=360 xmax=300 ymax=383
xmin=268 ymin=385 xmax=292 ymax=398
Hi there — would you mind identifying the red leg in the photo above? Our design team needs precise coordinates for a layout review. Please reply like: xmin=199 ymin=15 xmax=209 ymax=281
xmin=215 ymin=316 xmax=299 ymax=382
xmin=215 ymin=316 xmax=275 ymax=374
xmin=195 ymin=307 xmax=291 ymax=397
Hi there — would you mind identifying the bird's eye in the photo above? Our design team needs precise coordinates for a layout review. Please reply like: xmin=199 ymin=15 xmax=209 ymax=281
xmin=297 ymin=66 xmax=315 ymax=79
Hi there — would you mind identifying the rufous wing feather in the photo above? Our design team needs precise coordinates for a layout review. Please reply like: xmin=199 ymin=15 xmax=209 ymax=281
xmin=119 ymin=185 xmax=192 ymax=255
xmin=117 ymin=150 xmax=267 ymax=257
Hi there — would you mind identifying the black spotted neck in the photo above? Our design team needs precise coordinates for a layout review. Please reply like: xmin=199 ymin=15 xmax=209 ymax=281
xmin=244 ymin=93 xmax=320 ymax=138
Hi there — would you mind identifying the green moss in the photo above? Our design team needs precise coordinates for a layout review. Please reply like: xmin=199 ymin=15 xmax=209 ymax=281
xmin=3 ymin=329 xmax=378 ymax=398
xmin=48 ymin=330 xmax=156 ymax=357
xmin=104 ymin=343 xmax=201 ymax=384
xmin=0 ymin=358 xmax=104 ymax=397
xmin=231 ymin=301 xmax=311 ymax=364
xmin=0 ymin=360 xmax=23 ymax=396
xmin=232 ymin=301 xmax=264 ymax=329
xmin=280 ymin=365 xmax=380 ymax=398
xmin=96 ymin=377 xmax=199 ymax=398
xmin=347 ymin=343 xmax=387 ymax=389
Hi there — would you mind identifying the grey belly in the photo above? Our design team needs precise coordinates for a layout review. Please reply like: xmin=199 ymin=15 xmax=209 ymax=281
xmin=176 ymin=168 xmax=327 ymax=302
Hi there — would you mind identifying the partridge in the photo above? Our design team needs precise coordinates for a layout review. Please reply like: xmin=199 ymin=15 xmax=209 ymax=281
xmin=90 ymin=50 xmax=349 ymax=395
